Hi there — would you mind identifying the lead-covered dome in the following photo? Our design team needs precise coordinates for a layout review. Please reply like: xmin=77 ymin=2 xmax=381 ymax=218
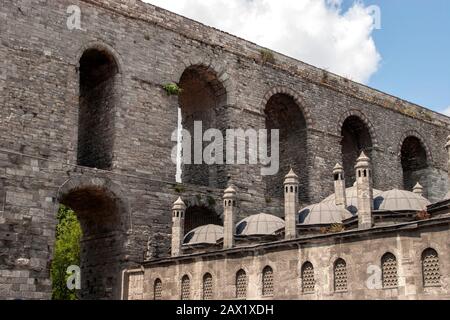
xmin=321 ymin=183 xmax=383 ymax=214
xmin=374 ymin=189 xmax=431 ymax=212
xmin=183 ymin=224 xmax=224 ymax=245
xmin=236 ymin=213 xmax=285 ymax=236
xmin=298 ymin=202 xmax=353 ymax=225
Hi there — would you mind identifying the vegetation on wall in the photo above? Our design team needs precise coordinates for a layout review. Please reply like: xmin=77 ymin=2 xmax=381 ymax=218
xmin=51 ymin=205 xmax=82 ymax=300
xmin=259 ymin=49 xmax=275 ymax=64
xmin=163 ymin=82 xmax=183 ymax=96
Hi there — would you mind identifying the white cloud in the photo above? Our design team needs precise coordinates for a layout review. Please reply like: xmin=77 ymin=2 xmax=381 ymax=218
xmin=142 ymin=0 xmax=381 ymax=84
xmin=441 ymin=106 xmax=450 ymax=117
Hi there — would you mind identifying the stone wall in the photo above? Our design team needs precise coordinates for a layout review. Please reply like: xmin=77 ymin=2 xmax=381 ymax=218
xmin=129 ymin=220 xmax=450 ymax=300
xmin=1 ymin=0 xmax=450 ymax=299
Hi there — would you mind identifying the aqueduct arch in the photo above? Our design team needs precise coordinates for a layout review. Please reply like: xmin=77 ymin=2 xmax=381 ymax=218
xmin=340 ymin=115 xmax=374 ymax=187
xmin=264 ymin=91 xmax=309 ymax=202
xmin=77 ymin=46 xmax=120 ymax=170
xmin=178 ymin=64 xmax=228 ymax=189
xmin=400 ymin=135 xmax=430 ymax=194
xmin=57 ymin=177 xmax=130 ymax=300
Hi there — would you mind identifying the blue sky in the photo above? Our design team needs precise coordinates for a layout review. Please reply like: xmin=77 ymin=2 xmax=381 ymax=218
xmin=357 ymin=0 xmax=450 ymax=114
xmin=145 ymin=0 xmax=450 ymax=115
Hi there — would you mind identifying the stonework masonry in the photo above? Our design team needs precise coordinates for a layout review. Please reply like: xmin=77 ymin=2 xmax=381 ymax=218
xmin=1 ymin=0 xmax=450 ymax=299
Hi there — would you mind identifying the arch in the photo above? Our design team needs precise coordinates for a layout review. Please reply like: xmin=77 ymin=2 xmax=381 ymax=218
xmin=56 ymin=176 xmax=130 ymax=299
xmin=421 ymin=248 xmax=441 ymax=287
xmin=337 ymin=110 xmax=378 ymax=147
xmin=301 ymin=261 xmax=315 ymax=294
xmin=181 ymin=275 xmax=191 ymax=300
xmin=381 ymin=252 xmax=398 ymax=289
xmin=177 ymin=63 xmax=228 ymax=188
xmin=399 ymin=131 xmax=432 ymax=194
xmin=77 ymin=44 xmax=121 ymax=170
xmin=184 ymin=205 xmax=222 ymax=234
xmin=202 ymin=273 xmax=213 ymax=300
xmin=264 ymin=89 xmax=309 ymax=201
xmin=235 ymin=269 xmax=248 ymax=299
xmin=340 ymin=112 xmax=375 ymax=187
xmin=262 ymin=266 xmax=274 ymax=297
xmin=333 ymin=258 xmax=347 ymax=292
xmin=153 ymin=278 xmax=163 ymax=300
xmin=397 ymin=130 xmax=433 ymax=164
xmin=261 ymin=86 xmax=313 ymax=129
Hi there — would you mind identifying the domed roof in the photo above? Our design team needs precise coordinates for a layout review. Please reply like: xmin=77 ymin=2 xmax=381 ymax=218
xmin=298 ymin=202 xmax=353 ymax=225
xmin=236 ymin=213 xmax=285 ymax=236
xmin=374 ymin=189 xmax=431 ymax=212
xmin=183 ymin=224 xmax=224 ymax=245
xmin=321 ymin=183 xmax=383 ymax=214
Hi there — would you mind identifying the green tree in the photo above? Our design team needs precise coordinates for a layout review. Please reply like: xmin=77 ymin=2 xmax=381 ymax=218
xmin=51 ymin=205 xmax=82 ymax=300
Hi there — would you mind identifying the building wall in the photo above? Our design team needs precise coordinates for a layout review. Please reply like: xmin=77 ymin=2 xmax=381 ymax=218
xmin=1 ymin=0 xmax=450 ymax=299
xmin=132 ymin=223 xmax=450 ymax=300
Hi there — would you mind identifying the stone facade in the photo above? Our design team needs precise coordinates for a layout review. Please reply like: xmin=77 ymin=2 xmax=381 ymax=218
xmin=125 ymin=218 xmax=450 ymax=300
xmin=1 ymin=0 xmax=450 ymax=300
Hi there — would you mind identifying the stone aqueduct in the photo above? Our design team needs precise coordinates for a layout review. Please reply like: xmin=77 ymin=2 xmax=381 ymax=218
xmin=0 ymin=0 xmax=449 ymax=299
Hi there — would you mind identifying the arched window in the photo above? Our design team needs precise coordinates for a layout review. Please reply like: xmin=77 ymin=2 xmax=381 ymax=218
xmin=181 ymin=275 xmax=190 ymax=300
xmin=153 ymin=278 xmax=162 ymax=300
xmin=203 ymin=273 xmax=213 ymax=300
xmin=401 ymin=136 xmax=428 ymax=195
xmin=301 ymin=262 xmax=315 ymax=293
xmin=236 ymin=269 xmax=247 ymax=299
xmin=341 ymin=116 xmax=373 ymax=187
xmin=334 ymin=259 xmax=347 ymax=292
xmin=265 ymin=93 xmax=308 ymax=202
xmin=77 ymin=48 xmax=118 ymax=170
xmin=381 ymin=253 xmax=398 ymax=289
xmin=262 ymin=266 xmax=274 ymax=297
xmin=422 ymin=248 xmax=441 ymax=287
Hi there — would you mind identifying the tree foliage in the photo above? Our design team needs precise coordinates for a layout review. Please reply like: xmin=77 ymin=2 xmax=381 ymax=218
xmin=51 ymin=205 xmax=82 ymax=300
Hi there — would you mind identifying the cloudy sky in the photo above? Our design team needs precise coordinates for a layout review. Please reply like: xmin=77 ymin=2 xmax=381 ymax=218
xmin=143 ymin=0 xmax=450 ymax=116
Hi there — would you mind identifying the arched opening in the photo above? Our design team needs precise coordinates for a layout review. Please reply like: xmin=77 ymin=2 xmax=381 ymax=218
xmin=202 ymin=273 xmax=213 ymax=300
xmin=341 ymin=116 xmax=373 ymax=187
xmin=57 ymin=186 xmax=127 ymax=300
xmin=401 ymin=136 xmax=428 ymax=193
xmin=333 ymin=258 xmax=347 ymax=292
xmin=184 ymin=205 xmax=221 ymax=234
xmin=262 ymin=266 xmax=274 ymax=297
xmin=77 ymin=48 xmax=119 ymax=170
xmin=265 ymin=93 xmax=308 ymax=201
xmin=178 ymin=65 xmax=227 ymax=188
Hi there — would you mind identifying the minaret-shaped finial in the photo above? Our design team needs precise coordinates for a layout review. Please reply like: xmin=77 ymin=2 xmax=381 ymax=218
xmin=355 ymin=152 xmax=373 ymax=230
xmin=284 ymin=168 xmax=299 ymax=240
xmin=223 ymin=185 xmax=237 ymax=249
xmin=333 ymin=163 xmax=347 ymax=210
xmin=413 ymin=182 xmax=424 ymax=197
xmin=171 ymin=197 xmax=186 ymax=257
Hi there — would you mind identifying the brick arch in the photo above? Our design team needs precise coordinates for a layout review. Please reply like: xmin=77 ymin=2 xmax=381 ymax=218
xmin=397 ymin=130 xmax=433 ymax=166
xmin=261 ymin=86 xmax=313 ymax=130
xmin=57 ymin=176 xmax=131 ymax=231
xmin=174 ymin=57 xmax=235 ymax=107
xmin=56 ymin=176 xmax=131 ymax=299
xmin=75 ymin=41 xmax=124 ymax=77
xmin=337 ymin=110 xmax=379 ymax=148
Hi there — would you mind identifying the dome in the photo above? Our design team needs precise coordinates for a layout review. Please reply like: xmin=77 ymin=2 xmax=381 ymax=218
xmin=321 ymin=183 xmax=383 ymax=214
xmin=236 ymin=213 xmax=285 ymax=236
xmin=374 ymin=189 xmax=431 ymax=212
xmin=183 ymin=224 xmax=224 ymax=245
xmin=298 ymin=202 xmax=353 ymax=225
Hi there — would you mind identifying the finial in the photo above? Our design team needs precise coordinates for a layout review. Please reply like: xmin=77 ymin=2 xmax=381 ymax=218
xmin=172 ymin=197 xmax=186 ymax=210
xmin=413 ymin=182 xmax=424 ymax=195
xmin=284 ymin=168 xmax=299 ymax=184
xmin=223 ymin=185 xmax=237 ymax=198
xmin=355 ymin=151 xmax=371 ymax=169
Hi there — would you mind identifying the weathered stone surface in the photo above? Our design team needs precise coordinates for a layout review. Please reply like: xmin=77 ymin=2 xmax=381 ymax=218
xmin=0 ymin=0 xmax=449 ymax=300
